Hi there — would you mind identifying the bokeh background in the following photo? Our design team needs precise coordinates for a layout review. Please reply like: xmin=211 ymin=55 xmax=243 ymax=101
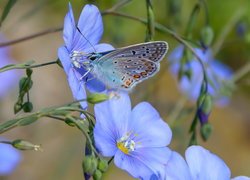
xmin=0 ymin=0 xmax=250 ymax=179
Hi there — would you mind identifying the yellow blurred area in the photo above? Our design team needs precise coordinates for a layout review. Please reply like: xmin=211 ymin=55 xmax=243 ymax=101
xmin=0 ymin=0 xmax=249 ymax=179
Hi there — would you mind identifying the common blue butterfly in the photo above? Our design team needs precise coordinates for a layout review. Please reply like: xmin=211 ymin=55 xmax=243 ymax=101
xmin=70 ymin=41 xmax=168 ymax=91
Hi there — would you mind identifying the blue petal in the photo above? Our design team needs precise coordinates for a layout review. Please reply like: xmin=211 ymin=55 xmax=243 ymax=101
xmin=129 ymin=102 xmax=172 ymax=147
xmin=185 ymin=145 xmax=231 ymax=180
xmin=114 ymin=150 xmax=154 ymax=179
xmin=115 ymin=147 xmax=172 ymax=179
xmin=94 ymin=92 xmax=131 ymax=155
xmin=232 ymin=176 xmax=250 ymax=180
xmin=93 ymin=43 xmax=115 ymax=52
xmin=67 ymin=68 xmax=87 ymax=109
xmin=165 ymin=151 xmax=192 ymax=180
xmin=94 ymin=120 xmax=118 ymax=156
xmin=72 ymin=4 xmax=103 ymax=51
xmin=63 ymin=3 xmax=76 ymax=51
xmin=179 ymin=61 xmax=203 ymax=100
xmin=58 ymin=46 xmax=71 ymax=74
xmin=0 ymin=140 xmax=21 ymax=175
xmin=207 ymin=60 xmax=233 ymax=106
xmin=0 ymin=39 xmax=21 ymax=98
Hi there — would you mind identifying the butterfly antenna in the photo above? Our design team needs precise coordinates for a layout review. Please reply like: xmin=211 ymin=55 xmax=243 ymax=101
xmin=76 ymin=26 xmax=97 ymax=53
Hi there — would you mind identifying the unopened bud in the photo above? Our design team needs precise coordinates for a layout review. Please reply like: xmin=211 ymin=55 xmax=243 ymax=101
xmin=19 ymin=77 xmax=33 ymax=93
xmin=87 ymin=93 xmax=109 ymax=104
xmin=197 ymin=95 xmax=213 ymax=125
xmin=201 ymin=26 xmax=214 ymax=47
xmin=65 ymin=116 xmax=76 ymax=127
xmin=200 ymin=123 xmax=212 ymax=141
xmin=98 ymin=159 xmax=108 ymax=172
xmin=12 ymin=139 xmax=42 ymax=151
xmin=82 ymin=155 xmax=98 ymax=175
xmin=93 ymin=169 xmax=102 ymax=180
xmin=23 ymin=102 xmax=33 ymax=112
xmin=26 ymin=68 xmax=33 ymax=77
xmin=14 ymin=103 xmax=22 ymax=114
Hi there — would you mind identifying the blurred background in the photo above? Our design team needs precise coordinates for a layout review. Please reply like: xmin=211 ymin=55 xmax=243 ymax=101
xmin=0 ymin=0 xmax=250 ymax=179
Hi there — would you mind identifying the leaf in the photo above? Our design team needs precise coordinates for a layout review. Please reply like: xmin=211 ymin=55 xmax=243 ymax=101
xmin=0 ymin=0 xmax=18 ymax=27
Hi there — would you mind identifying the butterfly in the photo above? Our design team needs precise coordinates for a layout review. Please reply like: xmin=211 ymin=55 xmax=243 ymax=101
xmin=70 ymin=41 xmax=168 ymax=91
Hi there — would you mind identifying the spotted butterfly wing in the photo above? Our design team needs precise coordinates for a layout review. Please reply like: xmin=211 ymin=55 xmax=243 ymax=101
xmin=91 ymin=41 xmax=168 ymax=90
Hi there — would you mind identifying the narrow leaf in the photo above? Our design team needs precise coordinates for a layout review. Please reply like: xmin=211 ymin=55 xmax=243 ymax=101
xmin=0 ymin=0 xmax=18 ymax=27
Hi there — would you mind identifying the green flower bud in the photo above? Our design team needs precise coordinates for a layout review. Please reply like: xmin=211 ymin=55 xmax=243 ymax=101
xmin=19 ymin=77 xmax=33 ymax=93
xmin=23 ymin=102 xmax=33 ymax=112
xmin=14 ymin=102 xmax=22 ymax=114
xmin=93 ymin=170 xmax=102 ymax=180
xmin=26 ymin=68 xmax=33 ymax=77
xmin=87 ymin=93 xmax=109 ymax=104
xmin=200 ymin=123 xmax=213 ymax=141
xmin=201 ymin=26 xmax=214 ymax=47
xmin=82 ymin=155 xmax=98 ymax=175
xmin=65 ymin=116 xmax=76 ymax=127
xmin=98 ymin=159 xmax=108 ymax=172
xmin=12 ymin=139 xmax=42 ymax=151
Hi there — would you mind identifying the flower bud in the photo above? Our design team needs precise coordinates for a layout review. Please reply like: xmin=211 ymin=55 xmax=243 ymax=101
xmin=97 ymin=159 xmax=108 ymax=172
xmin=14 ymin=102 xmax=22 ymax=114
xmin=26 ymin=68 xmax=33 ymax=77
xmin=197 ymin=94 xmax=213 ymax=125
xmin=82 ymin=155 xmax=98 ymax=175
xmin=200 ymin=122 xmax=212 ymax=141
xmin=12 ymin=139 xmax=42 ymax=151
xmin=93 ymin=169 xmax=102 ymax=180
xmin=19 ymin=77 xmax=33 ymax=93
xmin=23 ymin=102 xmax=33 ymax=112
xmin=201 ymin=26 xmax=214 ymax=47
xmin=87 ymin=93 xmax=109 ymax=104
xmin=65 ymin=116 xmax=76 ymax=127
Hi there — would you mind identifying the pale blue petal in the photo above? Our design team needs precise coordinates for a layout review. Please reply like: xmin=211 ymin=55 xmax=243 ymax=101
xmin=94 ymin=92 xmax=131 ymax=155
xmin=58 ymin=46 xmax=71 ymax=74
xmin=67 ymin=69 xmax=87 ymax=109
xmin=0 ymin=141 xmax=21 ymax=175
xmin=179 ymin=61 xmax=203 ymax=100
xmin=63 ymin=3 xmax=76 ymax=51
xmin=165 ymin=151 xmax=192 ymax=180
xmin=0 ymin=40 xmax=21 ymax=98
xmin=114 ymin=150 xmax=154 ymax=179
xmin=207 ymin=60 xmax=233 ymax=106
xmin=73 ymin=4 xmax=103 ymax=51
xmin=129 ymin=102 xmax=172 ymax=147
xmin=94 ymin=121 xmax=118 ymax=156
xmin=93 ymin=43 xmax=115 ymax=52
xmin=129 ymin=147 xmax=172 ymax=179
xmin=185 ymin=145 xmax=231 ymax=180
xmin=232 ymin=176 xmax=250 ymax=180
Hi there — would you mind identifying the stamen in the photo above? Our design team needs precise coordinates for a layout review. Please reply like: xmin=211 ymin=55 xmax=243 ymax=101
xmin=117 ymin=132 xmax=137 ymax=154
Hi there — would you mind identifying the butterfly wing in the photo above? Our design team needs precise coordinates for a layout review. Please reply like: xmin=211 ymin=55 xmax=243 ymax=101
xmin=92 ymin=41 xmax=168 ymax=90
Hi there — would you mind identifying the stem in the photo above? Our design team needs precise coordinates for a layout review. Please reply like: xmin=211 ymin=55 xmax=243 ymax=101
xmin=0 ymin=60 xmax=58 ymax=73
xmin=0 ymin=27 xmax=62 ymax=47
xmin=168 ymin=96 xmax=188 ymax=127
xmin=212 ymin=8 xmax=246 ymax=56
xmin=145 ymin=0 xmax=155 ymax=41
xmin=232 ymin=62 xmax=250 ymax=83
xmin=0 ymin=140 xmax=12 ymax=144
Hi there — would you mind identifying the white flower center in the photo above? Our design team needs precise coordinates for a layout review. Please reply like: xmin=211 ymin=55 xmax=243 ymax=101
xmin=117 ymin=132 xmax=137 ymax=154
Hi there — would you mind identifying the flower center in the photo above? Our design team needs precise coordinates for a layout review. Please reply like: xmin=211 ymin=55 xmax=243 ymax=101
xmin=117 ymin=132 xmax=136 ymax=154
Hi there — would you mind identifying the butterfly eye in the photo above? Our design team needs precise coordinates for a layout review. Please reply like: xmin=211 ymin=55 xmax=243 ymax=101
xmin=89 ymin=56 xmax=96 ymax=61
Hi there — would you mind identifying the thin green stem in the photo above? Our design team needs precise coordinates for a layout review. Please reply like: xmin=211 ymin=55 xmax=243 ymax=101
xmin=232 ymin=62 xmax=250 ymax=83
xmin=0 ymin=60 xmax=59 ymax=73
xmin=168 ymin=96 xmax=188 ymax=127
xmin=145 ymin=0 xmax=155 ymax=41
xmin=0 ymin=27 xmax=62 ymax=47
xmin=212 ymin=8 xmax=246 ymax=56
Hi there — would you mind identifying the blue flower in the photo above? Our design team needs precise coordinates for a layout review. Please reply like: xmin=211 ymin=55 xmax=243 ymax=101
xmin=0 ymin=35 xmax=20 ymax=98
xmin=94 ymin=92 xmax=172 ymax=179
xmin=58 ymin=3 xmax=114 ymax=109
xmin=164 ymin=145 xmax=249 ymax=180
xmin=168 ymin=45 xmax=233 ymax=106
xmin=0 ymin=138 xmax=21 ymax=175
